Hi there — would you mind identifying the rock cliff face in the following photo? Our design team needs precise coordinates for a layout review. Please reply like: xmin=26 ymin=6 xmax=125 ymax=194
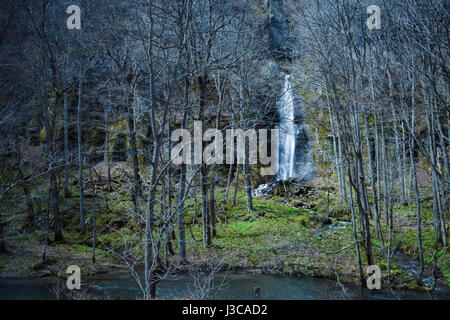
xmin=267 ymin=0 xmax=290 ymax=59
xmin=263 ymin=0 xmax=315 ymax=182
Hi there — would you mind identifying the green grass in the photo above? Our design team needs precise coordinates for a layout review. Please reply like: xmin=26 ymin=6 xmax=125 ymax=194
xmin=2 ymin=171 xmax=448 ymax=289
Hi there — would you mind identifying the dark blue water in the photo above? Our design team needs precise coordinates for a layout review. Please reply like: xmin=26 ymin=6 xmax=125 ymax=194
xmin=1 ymin=272 xmax=449 ymax=300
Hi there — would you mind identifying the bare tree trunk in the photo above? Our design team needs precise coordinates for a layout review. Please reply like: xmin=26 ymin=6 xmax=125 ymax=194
xmin=241 ymin=112 xmax=253 ymax=213
xmin=23 ymin=182 xmax=34 ymax=230
xmin=233 ymin=165 xmax=239 ymax=207
xmin=17 ymin=166 xmax=34 ymax=230
xmin=145 ymin=138 xmax=160 ymax=299
xmin=127 ymin=73 xmax=142 ymax=238
xmin=89 ymin=164 xmax=96 ymax=263
xmin=43 ymin=76 xmax=63 ymax=242
xmin=104 ymin=102 xmax=112 ymax=191
xmin=387 ymin=199 xmax=393 ymax=286
xmin=353 ymin=154 xmax=373 ymax=266
xmin=409 ymin=104 xmax=424 ymax=284
xmin=426 ymin=102 xmax=446 ymax=246
xmin=437 ymin=116 xmax=449 ymax=216
xmin=201 ymin=165 xmax=211 ymax=247
xmin=177 ymin=109 xmax=188 ymax=263
xmin=401 ymin=122 xmax=409 ymax=202
xmin=380 ymin=114 xmax=390 ymax=225
xmin=326 ymin=90 xmax=344 ymax=198
xmin=50 ymin=171 xmax=63 ymax=242
xmin=241 ymin=111 xmax=253 ymax=213
xmin=225 ymin=164 xmax=234 ymax=199
xmin=336 ymin=122 xmax=346 ymax=199
xmin=177 ymin=161 xmax=187 ymax=263
xmin=164 ymin=131 xmax=175 ymax=265
xmin=243 ymin=162 xmax=253 ymax=213
xmin=393 ymin=111 xmax=406 ymax=204
xmin=210 ymin=105 xmax=222 ymax=238
xmin=348 ymin=168 xmax=364 ymax=287
xmin=63 ymin=43 xmax=70 ymax=194
xmin=0 ymin=222 xmax=6 ymax=253
xmin=161 ymin=176 xmax=170 ymax=268
xmin=198 ymin=76 xmax=211 ymax=247
xmin=374 ymin=110 xmax=384 ymax=232
xmin=243 ymin=163 xmax=254 ymax=212
xmin=226 ymin=112 xmax=237 ymax=199
xmin=388 ymin=71 xmax=406 ymax=204
xmin=210 ymin=164 xmax=217 ymax=238
xmin=364 ymin=115 xmax=382 ymax=245
xmin=77 ymin=68 xmax=86 ymax=235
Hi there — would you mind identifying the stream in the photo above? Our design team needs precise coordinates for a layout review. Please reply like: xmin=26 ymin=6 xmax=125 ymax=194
xmin=1 ymin=271 xmax=449 ymax=300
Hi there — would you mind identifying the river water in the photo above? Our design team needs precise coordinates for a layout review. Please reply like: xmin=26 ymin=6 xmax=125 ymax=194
xmin=1 ymin=271 xmax=449 ymax=300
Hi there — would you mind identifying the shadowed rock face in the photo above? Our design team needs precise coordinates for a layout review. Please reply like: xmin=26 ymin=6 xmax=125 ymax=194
xmin=267 ymin=0 xmax=290 ymax=59
xmin=254 ymin=1 xmax=315 ymax=183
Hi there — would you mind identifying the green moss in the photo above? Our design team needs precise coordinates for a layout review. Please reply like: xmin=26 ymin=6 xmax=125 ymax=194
xmin=0 ymin=255 xmax=13 ymax=270
xmin=39 ymin=126 xmax=46 ymax=142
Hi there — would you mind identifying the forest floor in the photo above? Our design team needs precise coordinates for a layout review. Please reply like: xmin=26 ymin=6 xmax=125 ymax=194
xmin=0 ymin=163 xmax=448 ymax=292
xmin=184 ymin=187 xmax=449 ymax=290
xmin=0 ymin=234 xmax=121 ymax=279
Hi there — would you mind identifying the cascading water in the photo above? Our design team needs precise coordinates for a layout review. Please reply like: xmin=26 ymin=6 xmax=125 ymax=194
xmin=253 ymin=74 xmax=316 ymax=197
xmin=277 ymin=75 xmax=297 ymax=180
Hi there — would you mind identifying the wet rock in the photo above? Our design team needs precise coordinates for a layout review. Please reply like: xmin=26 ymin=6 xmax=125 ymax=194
xmin=266 ymin=0 xmax=290 ymax=59
xmin=321 ymin=217 xmax=332 ymax=225
xmin=34 ymin=269 xmax=52 ymax=278
xmin=253 ymin=179 xmax=316 ymax=200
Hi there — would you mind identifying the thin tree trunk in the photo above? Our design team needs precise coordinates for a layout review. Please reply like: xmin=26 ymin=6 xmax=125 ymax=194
xmin=243 ymin=162 xmax=253 ymax=213
xmin=63 ymin=43 xmax=70 ymax=194
xmin=104 ymin=103 xmax=112 ymax=191
xmin=336 ymin=123 xmax=347 ymax=199
xmin=388 ymin=70 xmax=406 ymax=204
xmin=145 ymin=139 xmax=160 ymax=299
xmin=364 ymin=115 xmax=383 ymax=246
xmin=50 ymin=171 xmax=63 ymax=242
xmin=225 ymin=164 xmax=234 ymax=199
xmin=233 ymin=165 xmax=239 ymax=207
xmin=210 ymin=163 xmax=217 ymax=237
xmin=176 ymin=106 xmax=189 ymax=263
xmin=42 ymin=204 xmax=49 ymax=261
xmin=426 ymin=104 xmax=445 ymax=245
xmin=409 ymin=108 xmax=424 ymax=284
xmin=0 ymin=222 xmax=6 ymax=253
xmin=17 ymin=167 xmax=34 ymax=230
xmin=127 ymin=73 xmax=142 ymax=238
xmin=380 ymin=114 xmax=390 ymax=225
xmin=89 ymin=164 xmax=96 ymax=263
xmin=201 ymin=164 xmax=211 ymax=247
xmin=326 ymin=91 xmax=344 ymax=198
xmin=77 ymin=68 xmax=86 ymax=235
xmin=348 ymin=168 xmax=364 ymax=287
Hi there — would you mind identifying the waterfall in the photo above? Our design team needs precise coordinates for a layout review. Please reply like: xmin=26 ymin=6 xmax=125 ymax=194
xmin=253 ymin=74 xmax=316 ymax=196
xmin=277 ymin=75 xmax=297 ymax=180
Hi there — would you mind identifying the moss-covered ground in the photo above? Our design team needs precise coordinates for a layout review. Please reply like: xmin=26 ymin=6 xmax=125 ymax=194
xmin=0 ymin=170 xmax=448 ymax=291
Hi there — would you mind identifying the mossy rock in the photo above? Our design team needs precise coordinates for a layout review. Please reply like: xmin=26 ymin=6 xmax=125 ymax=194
xmin=329 ymin=206 xmax=351 ymax=222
